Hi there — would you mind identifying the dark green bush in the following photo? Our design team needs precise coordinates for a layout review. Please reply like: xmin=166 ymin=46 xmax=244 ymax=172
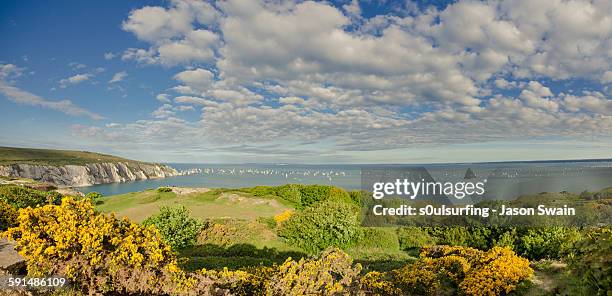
xmin=85 ymin=191 xmax=103 ymax=200
xmin=278 ymin=200 xmax=362 ymax=253
xmin=143 ymin=205 xmax=203 ymax=249
xmin=492 ymin=228 xmax=518 ymax=249
xmin=85 ymin=191 xmax=103 ymax=204
xmin=299 ymin=185 xmax=331 ymax=207
xmin=156 ymin=187 xmax=173 ymax=193
xmin=568 ymin=227 xmax=611 ymax=295
xmin=271 ymin=184 xmax=354 ymax=209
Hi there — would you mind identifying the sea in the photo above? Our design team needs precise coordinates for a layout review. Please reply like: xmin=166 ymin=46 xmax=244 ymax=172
xmin=78 ymin=160 xmax=612 ymax=197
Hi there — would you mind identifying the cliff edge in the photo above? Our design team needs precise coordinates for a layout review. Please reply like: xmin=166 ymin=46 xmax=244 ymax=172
xmin=0 ymin=147 xmax=179 ymax=187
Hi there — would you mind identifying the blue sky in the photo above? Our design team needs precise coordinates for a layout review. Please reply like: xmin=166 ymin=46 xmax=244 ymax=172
xmin=0 ymin=0 xmax=610 ymax=164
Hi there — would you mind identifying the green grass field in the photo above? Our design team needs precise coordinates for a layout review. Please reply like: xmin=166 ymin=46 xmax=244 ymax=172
xmin=96 ymin=187 xmax=418 ymax=272
xmin=0 ymin=146 xmax=142 ymax=166
xmin=96 ymin=188 xmax=292 ymax=222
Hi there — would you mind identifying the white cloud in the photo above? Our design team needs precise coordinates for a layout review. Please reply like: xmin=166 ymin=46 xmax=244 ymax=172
xmin=104 ymin=52 xmax=115 ymax=60
xmin=121 ymin=0 xmax=220 ymax=66
xmin=109 ymin=71 xmax=127 ymax=83
xmin=59 ymin=73 xmax=92 ymax=88
xmin=563 ymin=92 xmax=612 ymax=115
xmin=0 ymin=73 xmax=103 ymax=120
xmin=156 ymin=93 xmax=171 ymax=103
xmin=152 ymin=103 xmax=176 ymax=118
xmin=90 ymin=0 xmax=612 ymax=158
xmin=0 ymin=64 xmax=23 ymax=81
xmin=174 ymin=95 xmax=218 ymax=106
xmin=279 ymin=96 xmax=305 ymax=105
xmin=173 ymin=68 xmax=214 ymax=91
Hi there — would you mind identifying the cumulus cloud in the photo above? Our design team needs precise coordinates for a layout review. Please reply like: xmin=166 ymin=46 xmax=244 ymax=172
xmin=75 ymin=0 xmax=612 ymax=158
xmin=121 ymin=0 xmax=220 ymax=66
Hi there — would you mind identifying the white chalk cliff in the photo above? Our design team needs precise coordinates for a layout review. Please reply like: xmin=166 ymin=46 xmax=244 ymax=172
xmin=0 ymin=162 xmax=178 ymax=187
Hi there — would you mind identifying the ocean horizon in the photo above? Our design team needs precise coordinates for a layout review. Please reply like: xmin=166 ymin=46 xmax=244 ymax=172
xmin=80 ymin=159 xmax=612 ymax=197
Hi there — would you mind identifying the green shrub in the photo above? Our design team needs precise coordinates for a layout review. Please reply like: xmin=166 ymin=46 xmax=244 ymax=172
xmin=516 ymin=227 xmax=582 ymax=260
xmin=278 ymin=200 xmax=362 ymax=253
xmin=143 ymin=206 xmax=203 ymax=249
xmin=274 ymin=184 xmax=302 ymax=206
xmin=397 ymin=227 xmax=436 ymax=251
xmin=568 ymin=227 xmax=612 ymax=295
xmin=299 ymin=185 xmax=331 ymax=207
xmin=357 ymin=228 xmax=400 ymax=251
xmin=156 ymin=187 xmax=173 ymax=193
xmin=492 ymin=228 xmax=518 ymax=249
xmin=85 ymin=191 xmax=103 ymax=200
xmin=0 ymin=184 xmax=60 ymax=208
xmin=272 ymin=184 xmax=354 ymax=209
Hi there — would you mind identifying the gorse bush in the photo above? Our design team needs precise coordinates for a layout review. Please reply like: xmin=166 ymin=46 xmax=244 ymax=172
xmin=143 ymin=205 xmax=203 ymax=249
xmin=2 ymin=197 xmax=222 ymax=295
xmin=273 ymin=209 xmax=293 ymax=226
xmin=360 ymin=245 xmax=533 ymax=296
xmin=268 ymin=248 xmax=362 ymax=295
xmin=278 ymin=199 xmax=362 ymax=253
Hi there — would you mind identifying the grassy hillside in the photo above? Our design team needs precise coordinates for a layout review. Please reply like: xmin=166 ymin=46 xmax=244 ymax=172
xmin=0 ymin=146 xmax=141 ymax=166
xmin=97 ymin=188 xmax=292 ymax=222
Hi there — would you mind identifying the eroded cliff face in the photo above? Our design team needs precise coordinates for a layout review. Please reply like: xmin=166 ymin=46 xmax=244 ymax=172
xmin=0 ymin=162 xmax=178 ymax=187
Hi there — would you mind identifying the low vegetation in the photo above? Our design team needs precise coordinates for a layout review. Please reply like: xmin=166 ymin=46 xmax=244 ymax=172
xmin=0 ymin=184 xmax=610 ymax=295
xmin=143 ymin=206 xmax=204 ymax=249
xmin=278 ymin=199 xmax=362 ymax=253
